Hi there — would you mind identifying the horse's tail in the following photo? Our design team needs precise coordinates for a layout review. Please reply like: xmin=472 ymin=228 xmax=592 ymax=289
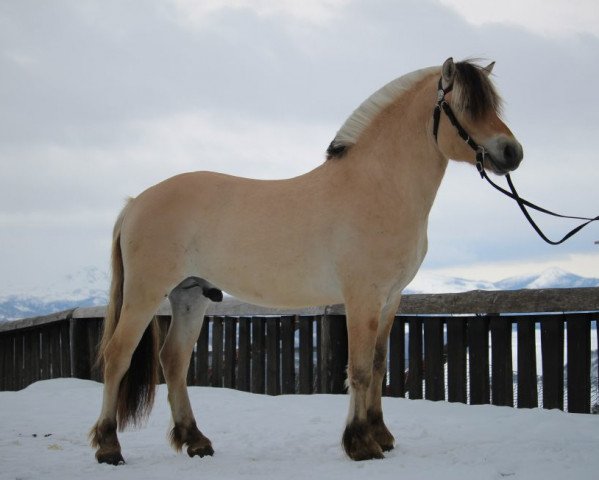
xmin=97 ymin=198 xmax=160 ymax=431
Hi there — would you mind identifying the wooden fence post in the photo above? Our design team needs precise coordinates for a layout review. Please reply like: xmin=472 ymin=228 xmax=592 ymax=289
xmin=541 ymin=314 xmax=564 ymax=410
xmin=280 ymin=316 xmax=296 ymax=394
xmin=566 ymin=313 xmax=591 ymax=413
xmin=516 ymin=317 xmax=538 ymax=408
xmin=388 ymin=317 xmax=405 ymax=397
xmin=490 ymin=315 xmax=513 ymax=407
xmin=70 ymin=316 xmax=92 ymax=380
xmin=424 ymin=317 xmax=444 ymax=401
xmin=468 ymin=315 xmax=490 ymax=405
xmin=319 ymin=314 xmax=347 ymax=394
xmin=407 ymin=318 xmax=423 ymax=399
xmin=299 ymin=316 xmax=314 ymax=394
xmin=447 ymin=317 xmax=467 ymax=403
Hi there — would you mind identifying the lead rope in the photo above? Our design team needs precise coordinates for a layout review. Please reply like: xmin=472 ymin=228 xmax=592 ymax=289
xmin=433 ymin=78 xmax=599 ymax=245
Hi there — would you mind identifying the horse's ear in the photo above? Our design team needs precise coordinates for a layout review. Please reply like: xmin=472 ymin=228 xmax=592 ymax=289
xmin=441 ymin=57 xmax=455 ymax=90
xmin=482 ymin=61 xmax=495 ymax=76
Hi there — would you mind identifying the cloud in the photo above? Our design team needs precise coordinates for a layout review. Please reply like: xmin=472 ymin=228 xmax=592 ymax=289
xmin=0 ymin=0 xmax=598 ymax=294
xmin=168 ymin=0 xmax=351 ymax=27
xmin=438 ymin=0 xmax=599 ymax=37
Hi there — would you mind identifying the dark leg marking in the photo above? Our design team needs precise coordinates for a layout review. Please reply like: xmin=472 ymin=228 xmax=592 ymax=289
xmin=342 ymin=420 xmax=384 ymax=461
xmin=90 ymin=420 xmax=125 ymax=465
xmin=367 ymin=409 xmax=395 ymax=452
xmin=170 ymin=420 xmax=214 ymax=458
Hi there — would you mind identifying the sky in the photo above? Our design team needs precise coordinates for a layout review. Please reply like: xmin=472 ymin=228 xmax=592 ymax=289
xmin=0 ymin=0 xmax=598 ymax=294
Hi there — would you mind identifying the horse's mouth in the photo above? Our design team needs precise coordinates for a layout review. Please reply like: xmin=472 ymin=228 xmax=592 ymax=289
xmin=485 ymin=153 xmax=517 ymax=176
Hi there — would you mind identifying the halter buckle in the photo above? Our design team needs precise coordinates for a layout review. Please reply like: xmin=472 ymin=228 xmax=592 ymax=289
xmin=475 ymin=148 xmax=486 ymax=178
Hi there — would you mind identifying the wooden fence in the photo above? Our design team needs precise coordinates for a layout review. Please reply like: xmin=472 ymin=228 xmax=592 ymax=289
xmin=0 ymin=288 xmax=598 ymax=413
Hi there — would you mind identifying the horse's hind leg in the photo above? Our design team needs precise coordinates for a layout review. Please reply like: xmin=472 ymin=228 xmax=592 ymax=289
xmin=342 ymin=297 xmax=385 ymax=461
xmin=92 ymin=283 xmax=164 ymax=465
xmin=366 ymin=294 xmax=401 ymax=452
xmin=160 ymin=279 xmax=214 ymax=458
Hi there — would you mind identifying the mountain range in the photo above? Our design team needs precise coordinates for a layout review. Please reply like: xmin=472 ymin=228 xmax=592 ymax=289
xmin=1 ymin=266 xmax=598 ymax=322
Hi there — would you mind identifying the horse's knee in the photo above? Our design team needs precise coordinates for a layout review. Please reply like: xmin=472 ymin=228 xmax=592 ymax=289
xmin=348 ymin=367 xmax=372 ymax=391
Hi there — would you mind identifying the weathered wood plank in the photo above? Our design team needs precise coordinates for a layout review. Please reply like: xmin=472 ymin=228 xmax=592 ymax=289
xmin=469 ymin=316 xmax=490 ymax=405
xmin=266 ymin=318 xmax=280 ymax=395
xmin=320 ymin=315 xmax=347 ymax=394
xmin=280 ymin=316 xmax=296 ymax=394
xmin=237 ymin=317 xmax=251 ymax=392
xmin=211 ymin=316 xmax=224 ymax=387
xmin=251 ymin=317 xmax=266 ymax=394
xmin=541 ymin=315 xmax=564 ymax=410
xmin=40 ymin=326 xmax=52 ymax=381
xmin=0 ymin=309 xmax=76 ymax=333
xmin=299 ymin=316 xmax=314 ymax=394
xmin=50 ymin=324 xmax=62 ymax=379
xmin=224 ymin=317 xmax=237 ymax=389
xmin=30 ymin=330 xmax=41 ymax=385
xmin=517 ymin=317 xmax=538 ymax=408
xmin=87 ymin=319 xmax=103 ymax=382
xmin=447 ymin=317 xmax=467 ymax=403
xmin=23 ymin=330 xmax=34 ymax=388
xmin=566 ymin=313 xmax=591 ymax=413
xmin=0 ymin=335 xmax=11 ymax=390
xmin=196 ymin=318 xmax=210 ymax=386
xmin=490 ymin=316 xmax=513 ymax=407
xmin=424 ymin=317 xmax=444 ymax=401
xmin=388 ymin=317 xmax=405 ymax=398
xmin=59 ymin=321 xmax=71 ymax=378
xmin=407 ymin=318 xmax=423 ymax=399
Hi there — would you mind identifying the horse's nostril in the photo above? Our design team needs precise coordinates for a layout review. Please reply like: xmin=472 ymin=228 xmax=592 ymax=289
xmin=504 ymin=143 xmax=517 ymax=163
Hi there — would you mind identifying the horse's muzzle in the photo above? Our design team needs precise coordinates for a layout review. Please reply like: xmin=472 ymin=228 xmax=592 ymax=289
xmin=486 ymin=136 xmax=523 ymax=174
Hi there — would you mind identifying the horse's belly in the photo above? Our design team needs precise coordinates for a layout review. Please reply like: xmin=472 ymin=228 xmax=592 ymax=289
xmin=204 ymin=261 xmax=344 ymax=309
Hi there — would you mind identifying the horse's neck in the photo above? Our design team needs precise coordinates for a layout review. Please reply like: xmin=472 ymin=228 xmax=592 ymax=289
xmin=340 ymin=77 xmax=448 ymax=215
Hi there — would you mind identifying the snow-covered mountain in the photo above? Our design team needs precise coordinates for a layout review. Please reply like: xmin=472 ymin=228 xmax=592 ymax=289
xmin=403 ymin=267 xmax=599 ymax=294
xmin=0 ymin=267 xmax=109 ymax=321
xmin=0 ymin=267 xmax=597 ymax=322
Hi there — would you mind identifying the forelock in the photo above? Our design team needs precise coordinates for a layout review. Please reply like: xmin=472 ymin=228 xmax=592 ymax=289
xmin=452 ymin=61 xmax=502 ymax=119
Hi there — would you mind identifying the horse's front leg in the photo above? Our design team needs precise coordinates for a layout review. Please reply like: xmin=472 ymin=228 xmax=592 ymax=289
xmin=366 ymin=295 xmax=402 ymax=452
xmin=342 ymin=298 xmax=385 ymax=461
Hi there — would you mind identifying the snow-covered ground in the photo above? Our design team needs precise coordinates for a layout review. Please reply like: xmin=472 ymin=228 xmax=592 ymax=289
xmin=1 ymin=379 xmax=598 ymax=480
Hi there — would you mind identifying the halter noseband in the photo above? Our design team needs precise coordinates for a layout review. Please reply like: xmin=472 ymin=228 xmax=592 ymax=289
xmin=431 ymin=76 xmax=599 ymax=245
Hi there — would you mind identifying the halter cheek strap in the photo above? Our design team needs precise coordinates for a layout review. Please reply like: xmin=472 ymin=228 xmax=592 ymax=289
xmin=432 ymin=78 xmax=486 ymax=168
xmin=432 ymin=76 xmax=599 ymax=245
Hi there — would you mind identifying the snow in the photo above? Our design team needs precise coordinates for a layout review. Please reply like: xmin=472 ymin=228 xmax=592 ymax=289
xmin=1 ymin=379 xmax=598 ymax=480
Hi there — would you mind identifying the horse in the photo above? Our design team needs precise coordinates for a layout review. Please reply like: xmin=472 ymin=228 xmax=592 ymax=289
xmin=90 ymin=57 xmax=523 ymax=464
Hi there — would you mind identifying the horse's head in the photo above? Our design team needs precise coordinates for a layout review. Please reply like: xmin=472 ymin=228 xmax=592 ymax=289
xmin=434 ymin=58 xmax=523 ymax=175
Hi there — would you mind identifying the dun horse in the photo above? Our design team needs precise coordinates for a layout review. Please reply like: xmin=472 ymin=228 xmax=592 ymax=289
xmin=90 ymin=58 xmax=523 ymax=464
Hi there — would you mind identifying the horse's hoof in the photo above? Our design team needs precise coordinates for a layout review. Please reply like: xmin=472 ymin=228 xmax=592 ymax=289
xmin=187 ymin=444 xmax=214 ymax=458
xmin=96 ymin=450 xmax=125 ymax=465
xmin=380 ymin=442 xmax=394 ymax=452
xmin=368 ymin=410 xmax=395 ymax=452
xmin=343 ymin=421 xmax=385 ymax=461
xmin=371 ymin=426 xmax=395 ymax=452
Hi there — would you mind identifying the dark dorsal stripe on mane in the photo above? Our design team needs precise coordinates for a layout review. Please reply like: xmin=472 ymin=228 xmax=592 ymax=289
xmin=326 ymin=60 xmax=501 ymax=160
xmin=452 ymin=61 xmax=502 ymax=120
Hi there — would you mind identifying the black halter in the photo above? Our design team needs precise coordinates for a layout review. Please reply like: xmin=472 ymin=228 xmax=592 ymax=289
xmin=432 ymin=77 xmax=599 ymax=246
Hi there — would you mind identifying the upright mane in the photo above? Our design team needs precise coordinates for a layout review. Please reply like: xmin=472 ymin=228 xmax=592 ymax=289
xmin=326 ymin=60 xmax=502 ymax=160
